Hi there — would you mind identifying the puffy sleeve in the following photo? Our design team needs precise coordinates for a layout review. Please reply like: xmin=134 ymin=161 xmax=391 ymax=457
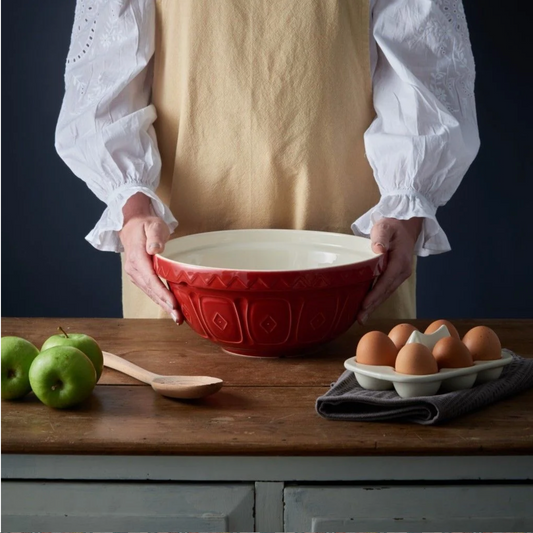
xmin=55 ymin=0 xmax=178 ymax=252
xmin=353 ymin=0 xmax=480 ymax=256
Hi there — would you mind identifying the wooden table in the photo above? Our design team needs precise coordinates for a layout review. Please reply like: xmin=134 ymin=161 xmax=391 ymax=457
xmin=2 ymin=318 xmax=533 ymax=531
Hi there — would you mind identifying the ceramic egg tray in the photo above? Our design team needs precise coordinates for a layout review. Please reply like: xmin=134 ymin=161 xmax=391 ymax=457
xmin=344 ymin=350 xmax=513 ymax=398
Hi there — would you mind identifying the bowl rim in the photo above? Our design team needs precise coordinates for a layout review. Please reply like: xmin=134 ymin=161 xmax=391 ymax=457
xmin=154 ymin=228 xmax=384 ymax=274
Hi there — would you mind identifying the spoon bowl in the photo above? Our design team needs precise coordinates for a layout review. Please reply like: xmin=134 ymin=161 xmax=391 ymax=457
xmin=103 ymin=351 xmax=223 ymax=399
xmin=150 ymin=375 xmax=223 ymax=399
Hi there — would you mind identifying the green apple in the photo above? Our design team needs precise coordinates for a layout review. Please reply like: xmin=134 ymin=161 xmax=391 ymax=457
xmin=41 ymin=328 xmax=103 ymax=381
xmin=29 ymin=346 xmax=97 ymax=408
xmin=1 ymin=336 xmax=40 ymax=400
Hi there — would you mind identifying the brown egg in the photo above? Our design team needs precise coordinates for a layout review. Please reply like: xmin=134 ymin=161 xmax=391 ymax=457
xmin=356 ymin=331 xmax=398 ymax=367
xmin=462 ymin=326 xmax=501 ymax=361
xmin=425 ymin=319 xmax=460 ymax=339
xmin=432 ymin=337 xmax=473 ymax=369
xmin=395 ymin=343 xmax=438 ymax=375
xmin=388 ymin=323 xmax=418 ymax=350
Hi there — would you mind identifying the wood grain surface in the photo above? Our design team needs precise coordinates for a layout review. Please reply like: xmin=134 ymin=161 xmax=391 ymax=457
xmin=2 ymin=318 xmax=532 ymax=455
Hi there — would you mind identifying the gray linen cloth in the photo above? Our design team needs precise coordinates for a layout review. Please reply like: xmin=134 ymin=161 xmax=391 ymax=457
xmin=316 ymin=350 xmax=533 ymax=425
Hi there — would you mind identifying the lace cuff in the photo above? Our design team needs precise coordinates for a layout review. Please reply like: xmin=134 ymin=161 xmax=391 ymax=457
xmin=351 ymin=191 xmax=450 ymax=257
xmin=85 ymin=185 xmax=179 ymax=252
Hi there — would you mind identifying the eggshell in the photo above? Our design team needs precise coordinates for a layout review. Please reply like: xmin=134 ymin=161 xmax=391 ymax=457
xmin=388 ymin=323 xmax=418 ymax=350
xmin=395 ymin=343 xmax=438 ymax=375
xmin=462 ymin=326 xmax=501 ymax=361
xmin=425 ymin=319 xmax=460 ymax=339
xmin=356 ymin=331 xmax=398 ymax=367
xmin=407 ymin=327 xmax=450 ymax=351
xmin=432 ymin=337 xmax=473 ymax=369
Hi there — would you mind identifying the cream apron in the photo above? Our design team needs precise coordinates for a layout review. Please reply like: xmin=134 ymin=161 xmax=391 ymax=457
xmin=122 ymin=0 xmax=416 ymax=319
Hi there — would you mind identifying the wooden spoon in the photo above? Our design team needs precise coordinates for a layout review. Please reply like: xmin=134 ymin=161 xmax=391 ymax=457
xmin=102 ymin=351 xmax=223 ymax=399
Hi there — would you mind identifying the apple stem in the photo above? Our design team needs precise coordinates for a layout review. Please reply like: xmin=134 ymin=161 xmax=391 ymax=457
xmin=58 ymin=326 xmax=69 ymax=338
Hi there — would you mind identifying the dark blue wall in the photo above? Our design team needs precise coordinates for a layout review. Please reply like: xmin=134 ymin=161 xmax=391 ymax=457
xmin=2 ymin=1 xmax=531 ymax=319
xmin=416 ymin=1 xmax=532 ymax=318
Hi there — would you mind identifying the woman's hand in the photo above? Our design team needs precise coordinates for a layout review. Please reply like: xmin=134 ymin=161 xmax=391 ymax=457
xmin=357 ymin=217 xmax=423 ymax=324
xmin=119 ymin=192 xmax=183 ymax=324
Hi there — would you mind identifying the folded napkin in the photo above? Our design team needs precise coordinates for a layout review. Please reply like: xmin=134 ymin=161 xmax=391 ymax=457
xmin=316 ymin=350 xmax=533 ymax=425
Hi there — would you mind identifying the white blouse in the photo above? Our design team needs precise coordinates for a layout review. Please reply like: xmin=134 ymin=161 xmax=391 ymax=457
xmin=55 ymin=0 xmax=480 ymax=256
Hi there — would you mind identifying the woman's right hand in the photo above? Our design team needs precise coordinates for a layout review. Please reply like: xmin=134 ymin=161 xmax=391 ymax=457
xmin=119 ymin=192 xmax=183 ymax=324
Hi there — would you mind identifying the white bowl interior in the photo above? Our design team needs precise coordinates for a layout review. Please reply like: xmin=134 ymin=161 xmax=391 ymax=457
xmin=159 ymin=229 xmax=379 ymax=271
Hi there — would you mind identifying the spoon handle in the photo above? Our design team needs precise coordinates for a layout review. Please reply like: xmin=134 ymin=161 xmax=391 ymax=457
xmin=103 ymin=351 xmax=159 ymax=385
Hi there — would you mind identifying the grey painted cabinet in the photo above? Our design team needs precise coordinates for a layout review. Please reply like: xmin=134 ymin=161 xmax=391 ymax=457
xmin=3 ymin=455 xmax=533 ymax=532
xmin=284 ymin=484 xmax=533 ymax=532
xmin=5 ymin=480 xmax=533 ymax=532
xmin=2 ymin=481 xmax=254 ymax=532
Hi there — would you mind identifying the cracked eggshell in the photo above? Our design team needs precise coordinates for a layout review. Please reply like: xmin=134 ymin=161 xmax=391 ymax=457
xmin=425 ymin=319 xmax=460 ymax=339
xmin=406 ymin=325 xmax=451 ymax=351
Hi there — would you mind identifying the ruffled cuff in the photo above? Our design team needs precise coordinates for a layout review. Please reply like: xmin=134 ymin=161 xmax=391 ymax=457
xmin=351 ymin=190 xmax=450 ymax=257
xmin=85 ymin=184 xmax=179 ymax=252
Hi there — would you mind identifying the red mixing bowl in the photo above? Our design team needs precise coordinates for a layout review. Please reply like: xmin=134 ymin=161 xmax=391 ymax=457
xmin=153 ymin=229 xmax=385 ymax=357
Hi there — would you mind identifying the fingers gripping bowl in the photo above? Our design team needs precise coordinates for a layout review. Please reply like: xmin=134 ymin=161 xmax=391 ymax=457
xmin=153 ymin=229 xmax=385 ymax=357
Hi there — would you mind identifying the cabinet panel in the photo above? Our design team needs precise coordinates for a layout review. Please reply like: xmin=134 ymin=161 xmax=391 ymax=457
xmin=2 ymin=481 xmax=254 ymax=532
xmin=284 ymin=484 xmax=533 ymax=532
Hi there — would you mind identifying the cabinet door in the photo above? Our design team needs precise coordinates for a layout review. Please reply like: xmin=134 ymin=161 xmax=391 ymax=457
xmin=3 ymin=481 xmax=254 ymax=532
xmin=284 ymin=484 xmax=533 ymax=531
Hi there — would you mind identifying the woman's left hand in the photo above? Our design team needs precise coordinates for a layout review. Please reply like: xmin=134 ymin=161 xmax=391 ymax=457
xmin=357 ymin=217 xmax=423 ymax=324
